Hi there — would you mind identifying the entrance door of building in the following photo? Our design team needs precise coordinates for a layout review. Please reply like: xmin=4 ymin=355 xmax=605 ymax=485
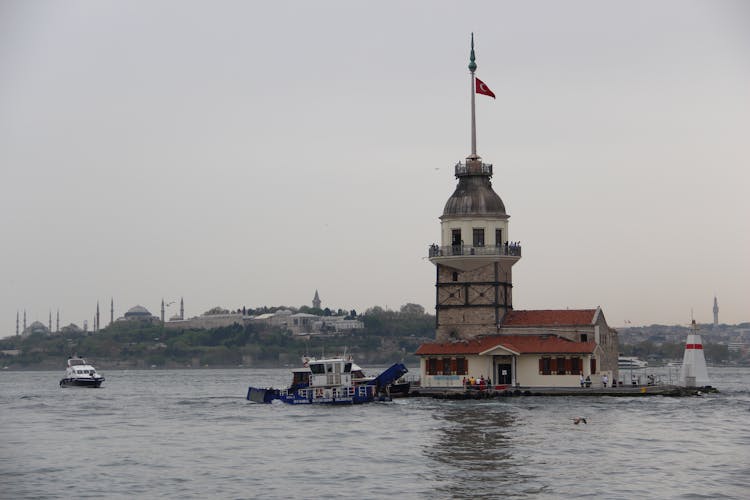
xmin=497 ymin=363 xmax=512 ymax=385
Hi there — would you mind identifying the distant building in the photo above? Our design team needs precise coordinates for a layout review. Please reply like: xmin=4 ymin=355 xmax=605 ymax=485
xmin=118 ymin=305 xmax=160 ymax=324
xmin=21 ymin=321 xmax=50 ymax=338
xmin=286 ymin=313 xmax=364 ymax=335
xmin=165 ymin=312 xmax=244 ymax=330
xmin=312 ymin=290 xmax=321 ymax=310
xmin=249 ymin=309 xmax=364 ymax=335
xmin=727 ymin=341 xmax=746 ymax=353
xmin=713 ymin=296 xmax=719 ymax=330
xmin=289 ymin=312 xmax=318 ymax=334
xmin=163 ymin=305 xmax=364 ymax=335
xmin=60 ymin=323 xmax=84 ymax=335
xmin=165 ymin=303 xmax=244 ymax=330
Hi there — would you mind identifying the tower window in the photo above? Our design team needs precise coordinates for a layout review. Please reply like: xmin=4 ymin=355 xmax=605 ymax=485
xmin=473 ymin=228 xmax=485 ymax=247
xmin=495 ymin=229 xmax=502 ymax=246
xmin=451 ymin=229 xmax=462 ymax=247
xmin=452 ymin=272 xmax=458 ymax=282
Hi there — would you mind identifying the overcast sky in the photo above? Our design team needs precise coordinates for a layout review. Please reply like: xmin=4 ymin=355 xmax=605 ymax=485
xmin=1 ymin=0 xmax=748 ymax=336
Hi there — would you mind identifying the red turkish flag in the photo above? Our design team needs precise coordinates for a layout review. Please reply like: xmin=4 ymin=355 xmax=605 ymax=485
xmin=475 ymin=77 xmax=495 ymax=99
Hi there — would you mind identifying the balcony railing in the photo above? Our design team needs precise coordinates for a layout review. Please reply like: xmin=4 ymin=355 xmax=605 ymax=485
xmin=455 ymin=161 xmax=493 ymax=177
xmin=428 ymin=243 xmax=522 ymax=258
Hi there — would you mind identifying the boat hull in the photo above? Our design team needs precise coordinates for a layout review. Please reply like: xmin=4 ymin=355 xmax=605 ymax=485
xmin=388 ymin=382 xmax=410 ymax=397
xmin=246 ymin=386 xmax=386 ymax=405
xmin=60 ymin=377 xmax=104 ymax=388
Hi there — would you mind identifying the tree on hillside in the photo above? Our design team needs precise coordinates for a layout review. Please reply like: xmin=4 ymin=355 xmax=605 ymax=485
xmin=204 ymin=307 xmax=230 ymax=315
xmin=400 ymin=303 xmax=426 ymax=316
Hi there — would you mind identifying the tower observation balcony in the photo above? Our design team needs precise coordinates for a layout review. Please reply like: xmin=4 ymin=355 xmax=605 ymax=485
xmin=428 ymin=243 xmax=521 ymax=258
xmin=455 ymin=161 xmax=493 ymax=177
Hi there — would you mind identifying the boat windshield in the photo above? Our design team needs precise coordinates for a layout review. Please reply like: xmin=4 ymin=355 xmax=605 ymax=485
xmin=69 ymin=359 xmax=86 ymax=366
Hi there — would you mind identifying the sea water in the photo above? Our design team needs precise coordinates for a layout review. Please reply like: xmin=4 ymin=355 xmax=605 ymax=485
xmin=1 ymin=367 xmax=748 ymax=499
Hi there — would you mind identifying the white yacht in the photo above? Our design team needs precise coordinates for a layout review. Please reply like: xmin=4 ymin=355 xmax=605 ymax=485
xmin=618 ymin=356 xmax=648 ymax=369
xmin=59 ymin=357 xmax=105 ymax=388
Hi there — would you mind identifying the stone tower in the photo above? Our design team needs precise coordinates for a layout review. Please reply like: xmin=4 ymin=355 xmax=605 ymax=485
xmin=180 ymin=297 xmax=184 ymax=320
xmin=312 ymin=290 xmax=321 ymax=310
xmin=713 ymin=296 xmax=719 ymax=330
xmin=428 ymin=35 xmax=522 ymax=342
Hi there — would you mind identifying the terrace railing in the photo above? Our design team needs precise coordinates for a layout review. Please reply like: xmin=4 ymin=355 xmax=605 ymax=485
xmin=428 ymin=244 xmax=522 ymax=258
xmin=455 ymin=161 xmax=493 ymax=176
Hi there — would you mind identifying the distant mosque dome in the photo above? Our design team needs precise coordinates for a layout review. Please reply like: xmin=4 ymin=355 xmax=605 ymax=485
xmin=442 ymin=176 xmax=507 ymax=218
xmin=60 ymin=323 xmax=83 ymax=334
xmin=124 ymin=305 xmax=153 ymax=318
xmin=22 ymin=321 xmax=50 ymax=338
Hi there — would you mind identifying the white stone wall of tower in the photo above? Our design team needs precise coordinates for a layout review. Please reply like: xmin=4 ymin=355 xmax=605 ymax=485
xmin=440 ymin=218 xmax=509 ymax=246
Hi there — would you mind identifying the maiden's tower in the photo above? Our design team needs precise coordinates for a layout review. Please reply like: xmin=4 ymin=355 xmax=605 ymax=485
xmin=417 ymin=36 xmax=619 ymax=389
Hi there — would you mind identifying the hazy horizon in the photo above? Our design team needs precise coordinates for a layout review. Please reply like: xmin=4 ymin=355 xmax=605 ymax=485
xmin=2 ymin=1 xmax=748 ymax=336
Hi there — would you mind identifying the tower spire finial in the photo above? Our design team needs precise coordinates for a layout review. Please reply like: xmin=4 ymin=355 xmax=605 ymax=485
xmin=469 ymin=32 xmax=477 ymax=73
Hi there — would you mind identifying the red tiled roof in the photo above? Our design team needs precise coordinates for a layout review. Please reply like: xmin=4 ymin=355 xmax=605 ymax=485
xmin=501 ymin=309 xmax=597 ymax=327
xmin=415 ymin=334 xmax=596 ymax=356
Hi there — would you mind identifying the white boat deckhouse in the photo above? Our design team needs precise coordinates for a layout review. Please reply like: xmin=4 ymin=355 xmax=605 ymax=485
xmin=416 ymin=36 xmax=619 ymax=389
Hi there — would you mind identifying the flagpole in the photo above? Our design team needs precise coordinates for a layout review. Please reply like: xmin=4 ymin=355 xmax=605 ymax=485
xmin=469 ymin=33 xmax=478 ymax=160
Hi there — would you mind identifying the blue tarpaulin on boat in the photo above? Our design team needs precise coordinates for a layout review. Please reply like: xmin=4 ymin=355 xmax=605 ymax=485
xmin=369 ymin=363 xmax=408 ymax=388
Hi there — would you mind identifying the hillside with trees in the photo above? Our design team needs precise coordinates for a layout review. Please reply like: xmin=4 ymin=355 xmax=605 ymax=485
xmin=0 ymin=304 xmax=435 ymax=369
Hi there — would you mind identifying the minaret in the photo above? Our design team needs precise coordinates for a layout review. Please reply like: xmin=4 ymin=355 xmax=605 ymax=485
xmin=23 ymin=310 xmax=27 ymax=330
xmin=49 ymin=310 xmax=52 ymax=332
xmin=96 ymin=301 xmax=100 ymax=332
xmin=428 ymin=34 xmax=521 ymax=341
xmin=161 ymin=299 xmax=165 ymax=324
xmin=16 ymin=311 xmax=19 ymax=336
xmin=180 ymin=297 xmax=184 ymax=320
xmin=712 ymin=296 xmax=719 ymax=330
xmin=110 ymin=298 xmax=114 ymax=325
xmin=56 ymin=309 xmax=60 ymax=332
xmin=312 ymin=290 xmax=321 ymax=310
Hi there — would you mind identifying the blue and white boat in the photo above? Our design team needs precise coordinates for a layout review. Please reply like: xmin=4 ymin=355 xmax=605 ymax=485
xmin=247 ymin=357 xmax=408 ymax=405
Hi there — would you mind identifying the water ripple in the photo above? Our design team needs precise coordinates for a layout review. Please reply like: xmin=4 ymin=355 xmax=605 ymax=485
xmin=1 ymin=367 xmax=749 ymax=499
